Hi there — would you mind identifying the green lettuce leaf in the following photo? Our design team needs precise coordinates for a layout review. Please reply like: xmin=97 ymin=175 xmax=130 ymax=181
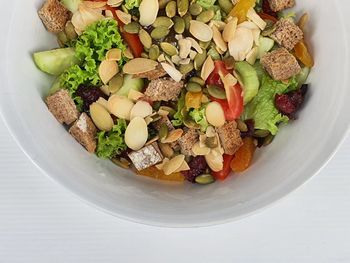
xmin=172 ymin=90 xmax=186 ymax=127
xmin=197 ymin=0 xmax=216 ymax=9
xmin=96 ymin=119 xmax=128 ymax=159
xmin=189 ymin=106 xmax=209 ymax=132
xmin=125 ymin=0 xmax=141 ymax=9
xmin=243 ymin=74 xmax=297 ymax=135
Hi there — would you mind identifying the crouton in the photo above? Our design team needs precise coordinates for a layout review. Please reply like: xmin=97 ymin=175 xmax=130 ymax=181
xmin=153 ymin=115 xmax=175 ymax=131
xmin=216 ymin=121 xmax=243 ymax=155
xmin=177 ymin=129 xmax=199 ymax=156
xmin=38 ymin=0 xmax=70 ymax=33
xmin=144 ymin=78 xmax=183 ymax=102
xmin=69 ymin=113 xmax=97 ymax=153
xmin=267 ymin=0 xmax=295 ymax=12
xmin=260 ymin=47 xmax=301 ymax=80
xmin=270 ymin=19 xmax=303 ymax=50
xmin=134 ymin=64 xmax=167 ymax=80
xmin=128 ymin=142 xmax=164 ymax=171
xmin=46 ymin=89 xmax=79 ymax=125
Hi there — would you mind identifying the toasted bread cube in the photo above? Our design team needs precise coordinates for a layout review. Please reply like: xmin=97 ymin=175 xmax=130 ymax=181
xmin=261 ymin=48 xmax=301 ymax=80
xmin=128 ymin=143 xmax=164 ymax=171
xmin=38 ymin=0 xmax=70 ymax=33
xmin=134 ymin=64 xmax=167 ymax=80
xmin=267 ymin=0 xmax=295 ymax=12
xmin=177 ymin=129 xmax=199 ymax=156
xmin=46 ymin=89 xmax=79 ymax=125
xmin=69 ymin=113 xmax=97 ymax=153
xmin=270 ymin=19 xmax=303 ymax=50
xmin=144 ymin=78 xmax=183 ymax=102
xmin=216 ymin=121 xmax=243 ymax=155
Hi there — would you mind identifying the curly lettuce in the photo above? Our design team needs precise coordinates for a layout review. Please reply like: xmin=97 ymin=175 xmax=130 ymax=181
xmin=96 ymin=119 xmax=127 ymax=159
xmin=189 ymin=106 xmax=209 ymax=132
xmin=172 ymin=90 xmax=186 ymax=127
xmin=243 ymin=74 xmax=297 ymax=135
xmin=197 ymin=0 xmax=216 ymax=9
xmin=125 ymin=0 xmax=141 ymax=9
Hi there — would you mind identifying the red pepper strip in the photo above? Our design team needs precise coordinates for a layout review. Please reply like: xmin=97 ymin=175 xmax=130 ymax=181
xmin=211 ymin=154 xmax=234 ymax=180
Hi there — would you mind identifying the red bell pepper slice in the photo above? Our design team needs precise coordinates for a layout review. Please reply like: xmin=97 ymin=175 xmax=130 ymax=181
xmin=212 ymin=154 xmax=234 ymax=180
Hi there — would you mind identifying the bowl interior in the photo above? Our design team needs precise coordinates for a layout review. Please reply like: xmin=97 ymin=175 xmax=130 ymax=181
xmin=0 ymin=0 xmax=349 ymax=226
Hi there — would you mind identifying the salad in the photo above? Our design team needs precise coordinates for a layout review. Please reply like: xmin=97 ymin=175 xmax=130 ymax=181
xmin=34 ymin=0 xmax=314 ymax=184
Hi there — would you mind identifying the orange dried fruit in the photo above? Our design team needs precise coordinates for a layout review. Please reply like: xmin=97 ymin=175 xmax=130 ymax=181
xmin=185 ymin=91 xmax=202 ymax=109
xmin=137 ymin=166 xmax=185 ymax=182
xmin=294 ymin=41 xmax=314 ymax=68
xmin=229 ymin=0 xmax=255 ymax=24
xmin=230 ymin=137 xmax=256 ymax=173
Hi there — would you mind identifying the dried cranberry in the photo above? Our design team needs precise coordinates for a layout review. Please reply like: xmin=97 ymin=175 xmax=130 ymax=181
xmin=76 ymin=85 xmax=107 ymax=112
xmin=240 ymin=119 xmax=255 ymax=138
xmin=262 ymin=0 xmax=278 ymax=18
xmin=275 ymin=85 xmax=308 ymax=119
xmin=275 ymin=94 xmax=297 ymax=115
xmin=182 ymin=156 xmax=208 ymax=183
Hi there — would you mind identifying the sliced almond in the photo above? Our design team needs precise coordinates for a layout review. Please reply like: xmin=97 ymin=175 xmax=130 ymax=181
xmin=171 ymin=54 xmax=182 ymax=65
xmin=83 ymin=1 xmax=107 ymax=9
xmin=192 ymin=142 xmax=211 ymax=156
xmin=186 ymin=37 xmax=203 ymax=54
xmin=100 ymin=85 xmax=110 ymax=96
xmin=161 ymin=129 xmax=184 ymax=143
xmin=130 ymin=101 xmax=153 ymax=119
xmin=96 ymin=97 xmax=109 ymax=110
xmin=238 ymin=21 xmax=260 ymax=31
xmin=146 ymin=135 xmax=160 ymax=146
xmin=200 ymin=55 xmax=214 ymax=81
xmin=178 ymin=39 xmax=192 ymax=59
xmin=174 ymin=160 xmax=190 ymax=173
xmin=128 ymin=89 xmax=145 ymax=101
xmin=139 ymin=0 xmax=159 ymax=26
xmin=71 ymin=11 xmax=85 ymax=34
xmin=206 ymin=126 xmax=216 ymax=137
xmin=205 ymin=102 xmax=225 ymax=127
xmin=106 ymin=48 xmax=122 ymax=61
xmin=212 ymin=25 xmax=227 ymax=52
xmin=107 ymin=95 xmax=134 ymax=120
xmin=160 ymin=63 xmax=183 ymax=82
xmin=116 ymin=10 xmax=132 ymax=24
xmin=125 ymin=117 xmax=148 ymax=151
xmin=179 ymin=58 xmax=191 ymax=65
xmin=205 ymin=150 xmax=224 ymax=172
xmin=201 ymin=94 xmax=209 ymax=103
xmin=222 ymin=73 xmax=238 ymax=101
xmin=107 ymin=0 xmax=123 ymax=7
xmin=222 ymin=17 xmax=238 ymax=42
xmin=189 ymin=50 xmax=197 ymax=60
xmin=157 ymin=54 xmax=166 ymax=62
xmin=209 ymin=20 xmax=227 ymax=31
xmin=105 ymin=9 xmax=114 ymax=18
xmin=246 ymin=46 xmax=258 ymax=65
xmin=246 ymin=8 xmax=266 ymax=30
xmin=123 ymin=58 xmax=158 ymax=75
xmin=99 ymin=60 xmax=118 ymax=84
xmin=228 ymin=27 xmax=254 ymax=61
xmin=79 ymin=4 xmax=104 ymax=28
xmin=123 ymin=48 xmax=134 ymax=59
xmin=189 ymin=20 xmax=213 ymax=42
xmin=90 ymin=102 xmax=114 ymax=131
xmin=162 ymin=155 xmax=185 ymax=175
xmin=159 ymin=143 xmax=174 ymax=158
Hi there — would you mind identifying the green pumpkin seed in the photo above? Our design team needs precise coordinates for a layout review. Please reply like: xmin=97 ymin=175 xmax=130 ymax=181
xmin=205 ymin=136 xmax=218 ymax=148
xmin=141 ymin=52 xmax=149 ymax=58
xmin=263 ymin=134 xmax=274 ymax=146
xmin=124 ymin=22 xmax=140 ymax=34
xmin=218 ymin=0 xmax=233 ymax=14
xmin=159 ymin=106 xmax=176 ymax=117
xmin=262 ymin=24 xmax=276 ymax=37
xmin=195 ymin=174 xmax=215 ymax=185
xmin=173 ymin=16 xmax=185 ymax=34
xmin=112 ymin=158 xmax=130 ymax=169
xmin=177 ymin=0 xmax=189 ymax=17
xmin=254 ymin=129 xmax=271 ymax=138
xmin=159 ymin=143 xmax=174 ymax=158
xmin=199 ymin=40 xmax=211 ymax=50
xmin=108 ymin=74 xmax=124 ymax=94
xmin=149 ymin=45 xmax=160 ymax=60
xmin=159 ymin=123 xmax=169 ymax=141
xmin=207 ymin=85 xmax=227 ymax=99
xmin=166 ymin=1 xmax=177 ymax=18
xmin=186 ymin=82 xmax=202 ymax=93
xmin=159 ymin=0 xmax=172 ymax=9
xmin=189 ymin=3 xmax=202 ymax=16
xmin=64 ymin=21 xmax=78 ymax=41
xmin=57 ymin=31 xmax=68 ymax=45
xmin=183 ymin=13 xmax=192 ymax=30
xmin=236 ymin=119 xmax=248 ymax=132
xmin=151 ymin=113 xmax=162 ymax=122
xmin=189 ymin=76 xmax=205 ymax=86
xmin=196 ymin=9 xmax=215 ymax=23
xmin=151 ymin=26 xmax=170 ymax=39
xmin=160 ymin=42 xmax=178 ymax=56
xmin=194 ymin=49 xmax=207 ymax=70
xmin=183 ymin=118 xmax=201 ymax=129
xmin=139 ymin=29 xmax=152 ymax=49
xmin=153 ymin=16 xmax=174 ymax=29
xmin=179 ymin=62 xmax=194 ymax=75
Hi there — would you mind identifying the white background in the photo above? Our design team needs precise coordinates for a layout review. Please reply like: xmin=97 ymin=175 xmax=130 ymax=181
xmin=0 ymin=117 xmax=349 ymax=263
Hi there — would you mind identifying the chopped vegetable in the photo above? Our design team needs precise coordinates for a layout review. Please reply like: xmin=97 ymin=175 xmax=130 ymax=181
xmin=229 ymin=0 xmax=255 ymax=23
xmin=196 ymin=0 xmax=216 ymax=10
xmin=172 ymin=90 xmax=186 ymax=126
xmin=124 ymin=0 xmax=141 ymax=10
xmin=294 ymin=41 xmax=314 ymax=68
xmin=212 ymin=154 xmax=234 ymax=180
xmin=189 ymin=106 xmax=209 ymax=132
xmin=230 ymin=137 xmax=256 ymax=172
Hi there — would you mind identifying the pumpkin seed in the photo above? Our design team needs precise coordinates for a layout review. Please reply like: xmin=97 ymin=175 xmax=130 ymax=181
xmin=159 ymin=143 xmax=174 ymax=158
xmin=57 ymin=32 xmax=68 ymax=45
xmin=236 ymin=119 xmax=248 ymax=132
xmin=160 ymin=42 xmax=178 ymax=56
xmin=186 ymin=82 xmax=202 ymax=93
xmin=149 ymin=45 xmax=160 ymax=60
xmin=199 ymin=40 xmax=211 ymax=49
xmin=153 ymin=16 xmax=174 ymax=28
xmin=254 ymin=129 xmax=270 ymax=138
xmin=189 ymin=3 xmax=202 ymax=16
xmin=183 ymin=13 xmax=192 ymax=30
xmin=139 ymin=29 xmax=152 ymax=49
xmin=141 ymin=52 xmax=149 ymax=58
xmin=261 ymin=24 xmax=276 ymax=37
xmin=196 ymin=9 xmax=215 ymax=23
xmin=205 ymin=136 xmax=218 ymax=148
xmin=159 ymin=123 xmax=169 ymax=141
xmin=218 ymin=0 xmax=233 ymax=14
xmin=151 ymin=26 xmax=170 ymax=39
xmin=124 ymin=21 xmax=140 ymax=33
xmin=179 ymin=61 xmax=194 ymax=75
xmin=166 ymin=1 xmax=177 ymax=18
xmin=159 ymin=106 xmax=176 ymax=117
xmin=207 ymin=85 xmax=226 ymax=99
xmin=178 ymin=38 xmax=192 ymax=58
xmin=173 ymin=16 xmax=185 ymax=34
xmin=64 ymin=21 xmax=78 ymax=41
xmin=194 ymin=49 xmax=207 ymax=70
xmin=177 ymin=0 xmax=189 ymax=17
xmin=189 ymin=76 xmax=205 ymax=86
xmin=161 ymin=129 xmax=184 ymax=143
xmin=195 ymin=174 xmax=215 ymax=185
xmin=263 ymin=134 xmax=274 ymax=147
xmin=112 ymin=158 xmax=130 ymax=169
xmin=159 ymin=0 xmax=171 ymax=9
xmin=108 ymin=74 xmax=124 ymax=93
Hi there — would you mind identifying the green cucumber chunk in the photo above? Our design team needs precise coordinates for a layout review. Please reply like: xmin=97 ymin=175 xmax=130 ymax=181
xmin=235 ymin=61 xmax=260 ymax=105
xmin=116 ymin=74 xmax=144 ymax=96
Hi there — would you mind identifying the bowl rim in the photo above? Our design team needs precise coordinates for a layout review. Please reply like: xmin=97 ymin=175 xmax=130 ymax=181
xmin=0 ymin=0 xmax=349 ymax=227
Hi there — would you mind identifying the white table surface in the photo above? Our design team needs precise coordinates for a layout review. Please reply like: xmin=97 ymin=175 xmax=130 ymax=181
xmin=0 ymin=117 xmax=349 ymax=263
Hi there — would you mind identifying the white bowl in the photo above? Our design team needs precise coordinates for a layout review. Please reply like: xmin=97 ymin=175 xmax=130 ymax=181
xmin=0 ymin=0 xmax=349 ymax=227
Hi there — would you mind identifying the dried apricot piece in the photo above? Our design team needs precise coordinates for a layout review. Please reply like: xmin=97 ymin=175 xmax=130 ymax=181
xmin=229 ymin=0 xmax=255 ymax=23
xmin=230 ymin=137 xmax=256 ymax=173
xmin=137 ymin=166 xmax=185 ymax=182
xmin=185 ymin=91 xmax=202 ymax=109
xmin=294 ymin=41 xmax=314 ymax=68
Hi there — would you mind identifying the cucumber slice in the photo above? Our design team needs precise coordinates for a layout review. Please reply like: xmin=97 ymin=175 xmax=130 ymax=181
xmin=48 ymin=77 xmax=62 ymax=95
xmin=33 ymin=48 xmax=80 ymax=76
xmin=60 ymin=0 xmax=82 ymax=12
xmin=257 ymin=36 xmax=274 ymax=59
xmin=296 ymin=67 xmax=310 ymax=88
xmin=116 ymin=74 xmax=144 ymax=97
xmin=235 ymin=61 xmax=260 ymax=105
